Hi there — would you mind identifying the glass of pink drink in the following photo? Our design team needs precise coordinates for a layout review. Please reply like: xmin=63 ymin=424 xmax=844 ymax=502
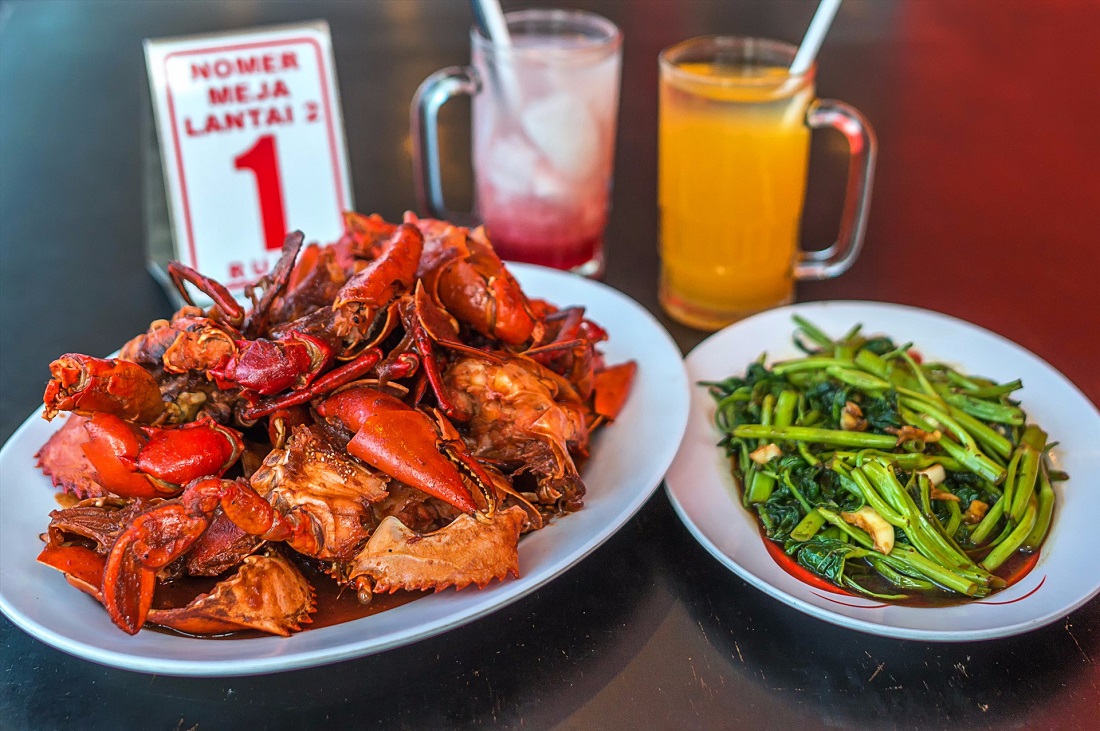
xmin=413 ymin=9 xmax=622 ymax=277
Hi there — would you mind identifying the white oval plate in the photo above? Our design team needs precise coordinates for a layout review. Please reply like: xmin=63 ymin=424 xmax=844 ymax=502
xmin=665 ymin=300 xmax=1100 ymax=641
xmin=0 ymin=263 xmax=690 ymax=675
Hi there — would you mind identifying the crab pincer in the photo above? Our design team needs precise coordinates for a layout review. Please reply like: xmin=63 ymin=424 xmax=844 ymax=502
xmin=43 ymin=355 xmax=165 ymax=423
xmin=79 ymin=415 xmax=244 ymax=498
xmin=100 ymin=477 xmax=303 ymax=634
xmin=315 ymin=386 xmax=485 ymax=514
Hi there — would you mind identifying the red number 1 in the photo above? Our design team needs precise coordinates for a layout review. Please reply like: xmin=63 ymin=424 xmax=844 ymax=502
xmin=234 ymin=134 xmax=287 ymax=252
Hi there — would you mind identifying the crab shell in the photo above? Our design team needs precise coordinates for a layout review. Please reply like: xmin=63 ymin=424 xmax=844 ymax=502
xmin=348 ymin=506 xmax=528 ymax=594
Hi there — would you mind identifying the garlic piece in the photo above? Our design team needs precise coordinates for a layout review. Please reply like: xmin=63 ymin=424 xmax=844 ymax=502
xmin=888 ymin=425 xmax=942 ymax=446
xmin=839 ymin=401 xmax=867 ymax=432
xmin=841 ymin=506 xmax=895 ymax=555
xmin=917 ymin=463 xmax=947 ymax=486
xmin=749 ymin=443 xmax=782 ymax=465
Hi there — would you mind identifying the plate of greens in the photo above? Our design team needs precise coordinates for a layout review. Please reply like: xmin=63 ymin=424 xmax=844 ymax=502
xmin=664 ymin=301 xmax=1100 ymax=641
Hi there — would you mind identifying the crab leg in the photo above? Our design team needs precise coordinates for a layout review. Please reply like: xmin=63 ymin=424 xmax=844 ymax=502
xmin=242 ymin=230 xmax=305 ymax=338
xmin=168 ymin=261 xmax=246 ymax=328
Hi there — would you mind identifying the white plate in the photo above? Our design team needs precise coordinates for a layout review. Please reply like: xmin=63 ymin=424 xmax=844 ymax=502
xmin=665 ymin=300 xmax=1100 ymax=642
xmin=0 ymin=263 xmax=690 ymax=675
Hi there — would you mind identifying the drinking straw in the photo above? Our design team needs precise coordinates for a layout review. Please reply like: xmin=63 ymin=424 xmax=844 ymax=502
xmin=470 ymin=0 xmax=522 ymax=109
xmin=790 ymin=0 xmax=843 ymax=75
xmin=471 ymin=0 xmax=511 ymax=49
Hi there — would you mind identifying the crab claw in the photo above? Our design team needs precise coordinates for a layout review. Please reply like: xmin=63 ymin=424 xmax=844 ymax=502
xmin=43 ymin=355 xmax=165 ymax=423
xmin=413 ymin=218 xmax=537 ymax=345
xmin=332 ymin=223 xmax=424 ymax=345
xmin=80 ymin=414 xmax=244 ymax=499
xmin=100 ymin=477 xmax=278 ymax=634
xmin=102 ymin=503 xmax=208 ymax=634
xmin=316 ymin=387 xmax=479 ymax=514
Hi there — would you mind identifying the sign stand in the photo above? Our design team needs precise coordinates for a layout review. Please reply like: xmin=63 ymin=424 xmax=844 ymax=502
xmin=141 ymin=87 xmax=182 ymax=307
xmin=143 ymin=21 xmax=353 ymax=307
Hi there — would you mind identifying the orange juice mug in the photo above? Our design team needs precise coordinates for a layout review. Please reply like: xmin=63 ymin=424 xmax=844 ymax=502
xmin=658 ymin=36 xmax=876 ymax=330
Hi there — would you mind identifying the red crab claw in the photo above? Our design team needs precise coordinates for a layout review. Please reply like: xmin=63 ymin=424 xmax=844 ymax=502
xmin=209 ymin=330 xmax=333 ymax=397
xmin=404 ymin=282 xmax=505 ymax=421
xmin=411 ymin=215 xmax=537 ymax=345
xmin=332 ymin=223 xmax=424 ymax=347
xmin=452 ymin=225 xmax=538 ymax=344
xmin=238 ymin=345 xmax=385 ymax=421
xmin=102 ymin=503 xmax=204 ymax=634
xmin=43 ymin=354 xmax=166 ymax=424
xmin=101 ymin=477 xmax=307 ymax=634
xmin=315 ymin=386 xmax=481 ymax=514
xmin=80 ymin=414 xmax=244 ymax=498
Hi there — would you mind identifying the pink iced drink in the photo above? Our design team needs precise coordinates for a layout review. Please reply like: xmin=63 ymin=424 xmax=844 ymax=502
xmin=472 ymin=33 xmax=621 ymax=274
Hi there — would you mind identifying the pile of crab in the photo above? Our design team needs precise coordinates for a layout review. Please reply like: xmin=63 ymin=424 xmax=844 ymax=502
xmin=34 ymin=212 xmax=635 ymax=637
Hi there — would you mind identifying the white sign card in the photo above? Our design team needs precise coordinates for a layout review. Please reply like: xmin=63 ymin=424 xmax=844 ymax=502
xmin=145 ymin=21 xmax=353 ymax=300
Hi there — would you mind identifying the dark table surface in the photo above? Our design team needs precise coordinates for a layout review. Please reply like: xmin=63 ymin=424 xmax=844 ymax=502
xmin=2 ymin=1 xmax=1099 ymax=729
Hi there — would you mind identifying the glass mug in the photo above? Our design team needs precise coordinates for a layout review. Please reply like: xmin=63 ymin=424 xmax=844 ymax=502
xmin=413 ymin=8 xmax=622 ymax=277
xmin=658 ymin=36 xmax=876 ymax=329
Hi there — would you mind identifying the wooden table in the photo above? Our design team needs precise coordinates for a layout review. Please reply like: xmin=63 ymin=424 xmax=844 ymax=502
xmin=2 ymin=1 xmax=1098 ymax=728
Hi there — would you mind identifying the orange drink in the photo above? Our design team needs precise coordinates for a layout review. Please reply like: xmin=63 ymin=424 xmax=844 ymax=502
xmin=658 ymin=37 xmax=876 ymax=330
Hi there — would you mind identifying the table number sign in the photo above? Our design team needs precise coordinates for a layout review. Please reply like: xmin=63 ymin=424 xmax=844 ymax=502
xmin=144 ymin=21 xmax=353 ymax=304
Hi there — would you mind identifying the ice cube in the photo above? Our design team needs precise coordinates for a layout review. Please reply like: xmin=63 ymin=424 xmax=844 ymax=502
xmin=483 ymin=133 xmax=539 ymax=197
xmin=530 ymin=160 xmax=569 ymax=200
xmin=577 ymin=55 xmax=621 ymax=126
xmin=519 ymin=92 xmax=599 ymax=180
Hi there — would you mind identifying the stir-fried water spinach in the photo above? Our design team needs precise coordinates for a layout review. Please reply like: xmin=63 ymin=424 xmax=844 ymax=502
xmin=707 ymin=317 xmax=1066 ymax=602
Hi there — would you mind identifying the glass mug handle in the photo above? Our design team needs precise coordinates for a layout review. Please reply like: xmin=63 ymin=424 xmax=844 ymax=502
xmin=411 ymin=66 xmax=481 ymax=222
xmin=794 ymin=100 xmax=877 ymax=279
